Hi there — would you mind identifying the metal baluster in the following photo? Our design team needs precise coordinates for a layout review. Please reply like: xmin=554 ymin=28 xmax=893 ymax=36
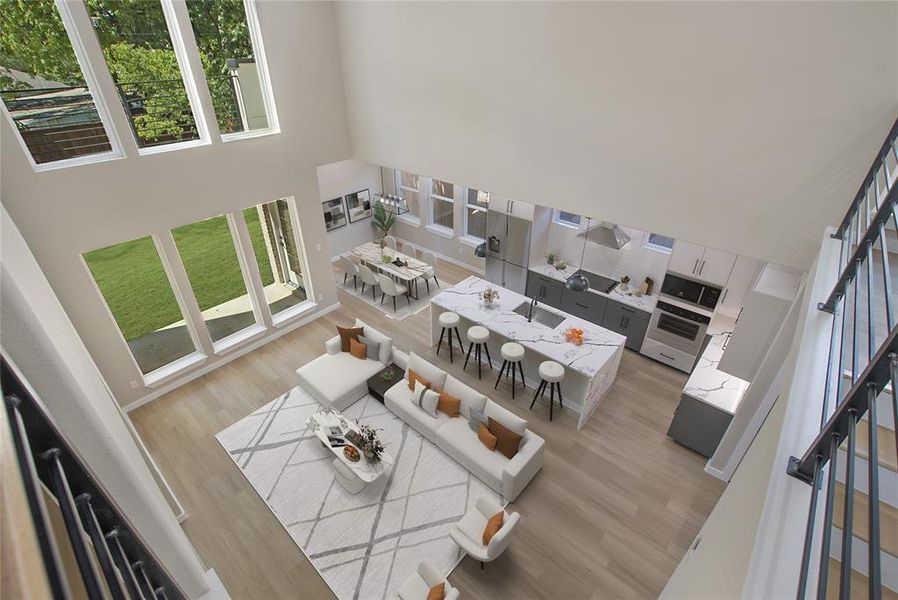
xmin=839 ymin=411 xmax=857 ymax=600
xmin=133 ymin=561 xmax=155 ymax=599
xmin=106 ymin=528 xmax=145 ymax=600
xmin=835 ymin=286 xmax=851 ymax=405
xmin=891 ymin=355 xmax=898 ymax=472
xmin=823 ymin=295 xmax=845 ymax=425
xmin=3 ymin=397 xmax=69 ymax=599
xmin=879 ymin=222 xmax=894 ymax=331
xmin=852 ymin=259 xmax=860 ymax=383
xmin=866 ymin=384 xmax=882 ymax=596
xmin=816 ymin=433 xmax=841 ymax=600
xmin=866 ymin=242 xmax=876 ymax=362
xmin=76 ymin=493 xmax=126 ymax=600
xmin=796 ymin=454 xmax=824 ymax=599
xmin=883 ymin=149 xmax=893 ymax=193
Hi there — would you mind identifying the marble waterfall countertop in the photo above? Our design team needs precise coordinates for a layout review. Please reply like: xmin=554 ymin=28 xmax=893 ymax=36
xmin=529 ymin=261 xmax=658 ymax=313
xmin=682 ymin=314 xmax=750 ymax=414
xmin=431 ymin=276 xmax=626 ymax=378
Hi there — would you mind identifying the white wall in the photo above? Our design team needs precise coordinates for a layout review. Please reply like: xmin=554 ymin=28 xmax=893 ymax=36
xmin=1 ymin=1 xmax=350 ymax=407
xmin=335 ymin=1 xmax=898 ymax=270
xmin=316 ymin=158 xmax=381 ymax=259
xmin=546 ymin=221 xmax=671 ymax=289
xmin=0 ymin=206 xmax=209 ymax=598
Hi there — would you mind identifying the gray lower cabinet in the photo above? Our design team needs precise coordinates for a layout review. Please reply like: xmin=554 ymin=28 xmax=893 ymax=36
xmin=561 ymin=288 xmax=608 ymax=323
xmin=525 ymin=271 xmax=565 ymax=308
xmin=666 ymin=394 xmax=734 ymax=458
xmin=602 ymin=300 xmax=651 ymax=351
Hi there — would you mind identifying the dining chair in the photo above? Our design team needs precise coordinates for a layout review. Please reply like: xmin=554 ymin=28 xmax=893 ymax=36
xmin=383 ymin=236 xmax=398 ymax=250
xmin=400 ymin=241 xmax=417 ymax=258
xmin=420 ymin=250 xmax=440 ymax=291
xmin=357 ymin=265 xmax=379 ymax=300
xmin=377 ymin=274 xmax=409 ymax=313
xmin=347 ymin=253 xmax=362 ymax=267
xmin=339 ymin=255 xmax=359 ymax=290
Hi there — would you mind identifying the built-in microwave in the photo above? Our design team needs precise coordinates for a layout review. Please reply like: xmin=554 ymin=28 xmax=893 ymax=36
xmin=660 ymin=273 xmax=722 ymax=310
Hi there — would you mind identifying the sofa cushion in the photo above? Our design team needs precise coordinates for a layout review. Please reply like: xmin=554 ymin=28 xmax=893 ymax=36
xmin=468 ymin=408 xmax=487 ymax=433
xmin=354 ymin=319 xmax=392 ymax=364
xmin=407 ymin=369 xmax=432 ymax=392
xmin=437 ymin=391 xmax=461 ymax=418
xmin=397 ymin=573 xmax=428 ymax=600
xmin=478 ymin=423 xmax=497 ymax=450
xmin=485 ymin=401 xmax=527 ymax=436
xmin=385 ymin=382 xmax=451 ymax=439
xmin=349 ymin=337 xmax=367 ymax=360
xmin=443 ymin=375 xmax=487 ymax=419
xmin=337 ymin=325 xmax=364 ymax=352
xmin=405 ymin=352 xmax=447 ymax=392
xmin=457 ymin=501 xmax=489 ymax=544
xmin=435 ymin=418 xmax=506 ymax=488
xmin=297 ymin=352 xmax=384 ymax=410
xmin=357 ymin=335 xmax=380 ymax=361
xmin=482 ymin=511 xmax=504 ymax=545
xmin=489 ymin=417 xmax=523 ymax=459
xmin=412 ymin=380 xmax=440 ymax=418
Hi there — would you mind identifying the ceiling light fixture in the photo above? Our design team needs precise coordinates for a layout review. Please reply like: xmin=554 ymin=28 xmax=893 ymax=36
xmin=565 ymin=216 xmax=591 ymax=292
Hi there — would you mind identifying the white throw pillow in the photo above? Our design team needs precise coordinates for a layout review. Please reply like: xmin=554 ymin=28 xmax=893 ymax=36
xmin=405 ymin=352 xmax=448 ymax=392
xmin=354 ymin=319 xmax=393 ymax=365
xmin=411 ymin=380 xmax=440 ymax=418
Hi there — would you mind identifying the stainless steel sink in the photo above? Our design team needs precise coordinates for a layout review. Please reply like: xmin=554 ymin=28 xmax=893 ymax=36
xmin=512 ymin=301 xmax=566 ymax=329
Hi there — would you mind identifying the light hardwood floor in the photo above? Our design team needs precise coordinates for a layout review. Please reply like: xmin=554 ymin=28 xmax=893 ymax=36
xmin=131 ymin=261 xmax=726 ymax=599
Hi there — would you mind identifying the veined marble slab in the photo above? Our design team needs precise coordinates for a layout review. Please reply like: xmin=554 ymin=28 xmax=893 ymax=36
xmin=683 ymin=314 xmax=749 ymax=414
xmin=431 ymin=276 xmax=625 ymax=378
xmin=529 ymin=262 xmax=658 ymax=313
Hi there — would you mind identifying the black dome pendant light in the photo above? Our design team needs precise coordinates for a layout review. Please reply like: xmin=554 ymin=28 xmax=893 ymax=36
xmin=565 ymin=216 xmax=591 ymax=292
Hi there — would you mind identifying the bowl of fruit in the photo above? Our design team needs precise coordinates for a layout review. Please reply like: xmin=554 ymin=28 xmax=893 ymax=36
xmin=343 ymin=446 xmax=360 ymax=462
xmin=564 ymin=327 xmax=584 ymax=346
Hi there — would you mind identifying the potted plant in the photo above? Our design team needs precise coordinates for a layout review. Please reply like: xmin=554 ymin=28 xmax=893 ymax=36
xmin=358 ymin=424 xmax=385 ymax=462
xmin=373 ymin=203 xmax=396 ymax=248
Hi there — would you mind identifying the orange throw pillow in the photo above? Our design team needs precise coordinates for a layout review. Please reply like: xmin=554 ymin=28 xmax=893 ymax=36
xmin=337 ymin=326 xmax=364 ymax=352
xmin=482 ymin=511 xmax=504 ymax=545
xmin=477 ymin=423 xmax=497 ymax=451
xmin=407 ymin=368 xmax=431 ymax=392
xmin=349 ymin=337 xmax=367 ymax=360
xmin=437 ymin=391 xmax=461 ymax=417
xmin=426 ymin=582 xmax=445 ymax=600
xmin=488 ymin=417 xmax=523 ymax=459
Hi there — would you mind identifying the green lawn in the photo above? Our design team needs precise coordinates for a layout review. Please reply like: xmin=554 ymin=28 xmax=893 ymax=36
xmin=84 ymin=208 xmax=274 ymax=341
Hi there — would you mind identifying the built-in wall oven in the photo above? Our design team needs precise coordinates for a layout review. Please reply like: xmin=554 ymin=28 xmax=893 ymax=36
xmin=646 ymin=300 xmax=711 ymax=355
xmin=660 ymin=273 xmax=722 ymax=310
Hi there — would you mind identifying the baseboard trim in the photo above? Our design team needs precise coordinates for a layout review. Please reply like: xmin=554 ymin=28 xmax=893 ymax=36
xmin=703 ymin=463 xmax=728 ymax=482
xmin=123 ymin=302 xmax=342 ymax=413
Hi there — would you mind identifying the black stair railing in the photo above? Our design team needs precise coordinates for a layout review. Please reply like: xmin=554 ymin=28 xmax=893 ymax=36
xmin=1 ymin=357 xmax=186 ymax=600
xmin=789 ymin=116 xmax=898 ymax=599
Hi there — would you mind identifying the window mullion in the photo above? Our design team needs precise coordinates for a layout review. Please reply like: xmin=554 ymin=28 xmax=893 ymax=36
xmin=230 ymin=211 xmax=272 ymax=327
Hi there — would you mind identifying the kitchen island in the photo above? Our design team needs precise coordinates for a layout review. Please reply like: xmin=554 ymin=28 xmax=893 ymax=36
xmin=431 ymin=276 xmax=626 ymax=428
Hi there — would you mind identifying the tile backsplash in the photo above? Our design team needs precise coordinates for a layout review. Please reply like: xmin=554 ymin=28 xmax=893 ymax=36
xmin=546 ymin=223 xmax=671 ymax=292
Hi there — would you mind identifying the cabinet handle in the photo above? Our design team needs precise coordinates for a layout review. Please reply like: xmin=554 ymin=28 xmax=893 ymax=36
xmin=576 ymin=302 xmax=588 ymax=309
xmin=625 ymin=316 xmax=630 ymax=328
xmin=622 ymin=306 xmax=635 ymax=313
xmin=660 ymin=352 xmax=675 ymax=360
xmin=722 ymin=289 xmax=729 ymax=303
xmin=620 ymin=315 xmax=625 ymax=327
xmin=699 ymin=260 xmax=706 ymax=275
xmin=693 ymin=259 xmax=699 ymax=274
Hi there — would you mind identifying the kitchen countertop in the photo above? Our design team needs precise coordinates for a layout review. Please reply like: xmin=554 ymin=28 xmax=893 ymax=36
xmin=431 ymin=276 xmax=626 ymax=378
xmin=682 ymin=313 xmax=750 ymax=415
xmin=529 ymin=262 xmax=659 ymax=313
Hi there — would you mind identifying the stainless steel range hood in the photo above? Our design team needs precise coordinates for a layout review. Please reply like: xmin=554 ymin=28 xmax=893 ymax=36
xmin=577 ymin=221 xmax=631 ymax=250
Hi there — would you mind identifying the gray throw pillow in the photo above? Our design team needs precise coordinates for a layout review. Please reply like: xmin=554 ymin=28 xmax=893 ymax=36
xmin=468 ymin=408 xmax=487 ymax=433
xmin=358 ymin=336 xmax=380 ymax=361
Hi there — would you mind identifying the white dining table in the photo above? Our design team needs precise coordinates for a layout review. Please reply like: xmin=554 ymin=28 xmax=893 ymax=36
xmin=351 ymin=241 xmax=433 ymax=299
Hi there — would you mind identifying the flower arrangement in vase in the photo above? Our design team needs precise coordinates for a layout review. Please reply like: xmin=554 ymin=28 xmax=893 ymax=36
xmin=481 ymin=288 xmax=500 ymax=305
xmin=358 ymin=424 xmax=385 ymax=462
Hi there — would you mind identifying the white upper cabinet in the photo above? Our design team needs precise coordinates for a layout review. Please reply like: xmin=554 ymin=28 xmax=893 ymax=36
xmin=489 ymin=195 xmax=534 ymax=220
xmin=697 ymin=247 xmax=737 ymax=286
xmin=718 ymin=255 xmax=764 ymax=313
xmin=668 ymin=240 xmax=706 ymax=278
xmin=668 ymin=241 xmax=735 ymax=286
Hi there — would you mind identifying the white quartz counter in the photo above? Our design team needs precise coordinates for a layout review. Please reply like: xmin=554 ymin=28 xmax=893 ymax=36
xmin=431 ymin=276 xmax=625 ymax=378
xmin=529 ymin=262 xmax=659 ymax=313
xmin=682 ymin=314 xmax=750 ymax=415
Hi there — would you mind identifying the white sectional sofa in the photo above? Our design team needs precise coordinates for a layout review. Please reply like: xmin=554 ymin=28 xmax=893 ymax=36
xmin=297 ymin=321 xmax=544 ymax=501
xmin=387 ymin=351 xmax=544 ymax=502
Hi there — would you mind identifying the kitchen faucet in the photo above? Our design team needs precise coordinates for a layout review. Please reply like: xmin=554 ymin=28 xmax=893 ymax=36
xmin=527 ymin=297 xmax=538 ymax=322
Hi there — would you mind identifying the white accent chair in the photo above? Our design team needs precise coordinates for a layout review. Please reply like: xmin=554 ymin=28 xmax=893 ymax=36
xmin=397 ymin=560 xmax=459 ymax=600
xmin=357 ymin=264 xmax=379 ymax=301
xmin=450 ymin=496 xmax=520 ymax=570
xmin=339 ymin=255 xmax=359 ymax=290
xmin=399 ymin=241 xmax=416 ymax=258
xmin=420 ymin=250 xmax=440 ymax=292
xmin=377 ymin=274 xmax=408 ymax=313
xmin=383 ymin=235 xmax=398 ymax=250
xmin=331 ymin=458 xmax=364 ymax=494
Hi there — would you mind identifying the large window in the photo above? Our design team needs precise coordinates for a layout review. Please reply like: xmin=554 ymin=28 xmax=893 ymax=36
xmin=0 ymin=0 xmax=116 ymax=165
xmin=643 ymin=232 xmax=675 ymax=254
xmin=171 ymin=214 xmax=256 ymax=344
xmin=465 ymin=189 xmax=489 ymax=240
xmin=244 ymin=199 xmax=307 ymax=317
xmin=430 ymin=178 xmax=454 ymax=230
xmin=554 ymin=210 xmax=582 ymax=228
xmin=396 ymin=171 xmax=421 ymax=219
xmin=87 ymin=0 xmax=202 ymax=150
xmin=84 ymin=236 xmax=196 ymax=374
xmin=185 ymin=0 xmax=274 ymax=136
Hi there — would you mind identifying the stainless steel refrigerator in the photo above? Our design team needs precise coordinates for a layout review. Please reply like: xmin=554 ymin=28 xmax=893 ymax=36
xmin=485 ymin=210 xmax=531 ymax=294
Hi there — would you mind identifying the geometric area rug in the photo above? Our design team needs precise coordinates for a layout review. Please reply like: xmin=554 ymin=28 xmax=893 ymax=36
xmin=216 ymin=385 xmax=503 ymax=599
